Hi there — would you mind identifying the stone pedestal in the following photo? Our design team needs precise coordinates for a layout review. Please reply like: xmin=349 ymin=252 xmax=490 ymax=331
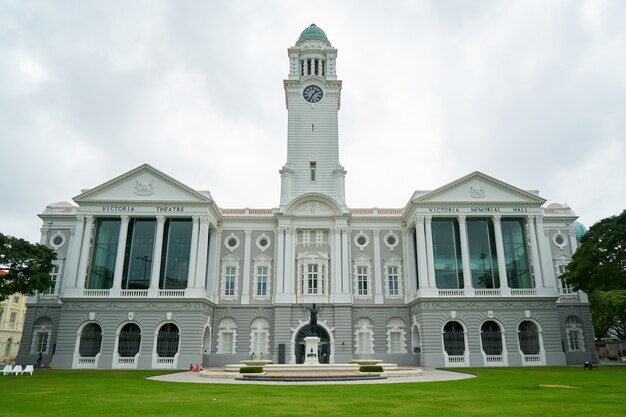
xmin=303 ymin=336 xmax=320 ymax=365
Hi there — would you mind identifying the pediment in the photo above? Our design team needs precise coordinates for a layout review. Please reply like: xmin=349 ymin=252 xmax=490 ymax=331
xmin=285 ymin=193 xmax=342 ymax=217
xmin=73 ymin=164 xmax=213 ymax=205
xmin=411 ymin=172 xmax=546 ymax=205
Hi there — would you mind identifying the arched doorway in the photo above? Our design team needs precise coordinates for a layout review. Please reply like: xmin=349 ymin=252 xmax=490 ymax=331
xmin=295 ymin=325 xmax=330 ymax=364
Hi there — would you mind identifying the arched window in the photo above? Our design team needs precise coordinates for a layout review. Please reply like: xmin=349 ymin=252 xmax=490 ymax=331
xmin=518 ymin=321 xmax=540 ymax=354
xmin=354 ymin=318 xmax=374 ymax=355
xmin=480 ymin=321 xmax=503 ymax=356
xmin=250 ymin=318 xmax=271 ymax=358
xmin=565 ymin=316 xmax=585 ymax=351
xmin=118 ymin=323 xmax=141 ymax=357
xmin=443 ymin=321 xmax=465 ymax=356
xmin=217 ymin=318 xmax=237 ymax=354
xmin=79 ymin=323 xmax=103 ymax=357
xmin=32 ymin=317 xmax=53 ymax=354
xmin=5 ymin=337 xmax=12 ymax=356
xmin=386 ymin=318 xmax=406 ymax=354
xmin=156 ymin=323 xmax=180 ymax=358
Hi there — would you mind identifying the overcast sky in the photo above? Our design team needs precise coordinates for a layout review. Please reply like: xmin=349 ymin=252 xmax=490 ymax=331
xmin=1 ymin=0 xmax=624 ymax=243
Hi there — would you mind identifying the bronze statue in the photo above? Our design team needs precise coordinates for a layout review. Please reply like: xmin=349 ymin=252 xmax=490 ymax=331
xmin=308 ymin=303 xmax=318 ymax=335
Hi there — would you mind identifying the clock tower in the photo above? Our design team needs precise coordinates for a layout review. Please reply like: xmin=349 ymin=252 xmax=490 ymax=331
xmin=280 ymin=24 xmax=346 ymax=212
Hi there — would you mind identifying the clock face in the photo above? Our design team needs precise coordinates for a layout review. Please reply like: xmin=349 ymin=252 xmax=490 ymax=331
xmin=303 ymin=85 xmax=323 ymax=103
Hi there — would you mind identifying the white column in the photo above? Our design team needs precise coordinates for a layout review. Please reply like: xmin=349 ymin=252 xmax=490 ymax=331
xmin=402 ymin=228 xmax=417 ymax=300
xmin=66 ymin=216 xmax=85 ymax=289
xmin=148 ymin=216 xmax=166 ymax=294
xmin=76 ymin=215 xmax=94 ymax=290
xmin=241 ymin=230 xmax=252 ymax=304
xmin=275 ymin=228 xmax=286 ymax=301
xmin=527 ymin=216 xmax=544 ymax=288
xmin=186 ymin=217 xmax=199 ymax=289
xmin=341 ymin=227 xmax=351 ymax=297
xmin=111 ymin=216 xmax=131 ymax=296
xmin=415 ymin=216 xmax=430 ymax=291
xmin=457 ymin=215 xmax=473 ymax=294
xmin=209 ymin=226 xmax=222 ymax=301
xmin=424 ymin=216 xmax=436 ymax=288
xmin=194 ymin=217 xmax=210 ymax=290
xmin=331 ymin=227 xmax=340 ymax=299
xmin=535 ymin=216 xmax=556 ymax=291
xmin=492 ymin=215 xmax=510 ymax=295
xmin=373 ymin=230 xmax=384 ymax=304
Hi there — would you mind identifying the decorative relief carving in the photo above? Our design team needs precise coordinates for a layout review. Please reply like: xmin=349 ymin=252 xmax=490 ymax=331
xmin=292 ymin=201 xmax=334 ymax=216
xmin=134 ymin=180 xmax=155 ymax=196
xmin=469 ymin=185 xmax=486 ymax=198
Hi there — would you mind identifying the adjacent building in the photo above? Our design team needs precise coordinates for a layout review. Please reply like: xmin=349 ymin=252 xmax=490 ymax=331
xmin=17 ymin=25 xmax=594 ymax=369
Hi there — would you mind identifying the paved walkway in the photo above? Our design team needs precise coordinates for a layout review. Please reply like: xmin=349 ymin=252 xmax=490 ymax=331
xmin=149 ymin=368 xmax=475 ymax=385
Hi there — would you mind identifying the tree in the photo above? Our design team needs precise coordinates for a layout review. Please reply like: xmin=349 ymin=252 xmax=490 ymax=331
xmin=563 ymin=210 xmax=626 ymax=340
xmin=562 ymin=210 xmax=626 ymax=293
xmin=0 ymin=232 xmax=57 ymax=300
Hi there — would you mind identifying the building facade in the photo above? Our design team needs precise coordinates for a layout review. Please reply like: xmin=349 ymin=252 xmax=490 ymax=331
xmin=0 ymin=281 xmax=28 ymax=364
xmin=17 ymin=25 xmax=594 ymax=369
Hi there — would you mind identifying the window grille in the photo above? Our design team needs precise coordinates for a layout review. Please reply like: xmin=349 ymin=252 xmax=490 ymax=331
xmin=480 ymin=321 xmax=503 ymax=355
xmin=443 ymin=322 xmax=465 ymax=356
xmin=518 ymin=321 xmax=540 ymax=354
xmin=79 ymin=324 xmax=103 ymax=357
xmin=256 ymin=266 xmax=268 ymax=296
xmin=118 ymin=324 xmax=141 ymax=357
xmin=387 ymin=266 xmax=399 ymax=295
xmin=225 ymin=266 xmax=236 ymax=296
xmin=156 ymin=324 xmax=180 ymax=358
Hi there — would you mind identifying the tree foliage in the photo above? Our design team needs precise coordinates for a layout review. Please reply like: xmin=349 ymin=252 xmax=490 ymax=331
xmin=589 ymin=291 xmax=626 ymax=340
xmin=0 ymin=232 xmax=57 ymax=300
xmin=562 ymin=210 xmax=626 ymax=293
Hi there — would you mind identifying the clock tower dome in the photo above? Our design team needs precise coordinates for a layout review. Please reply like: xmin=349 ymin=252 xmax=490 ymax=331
xmin=279 ymin=24 xmax=346 ymax=212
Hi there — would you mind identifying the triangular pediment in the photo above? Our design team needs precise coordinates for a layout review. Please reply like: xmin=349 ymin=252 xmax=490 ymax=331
xmin=73 ymin=164 xmax=213 ymax=205
xmin=411 ymin=172 xmax=546 ymax=205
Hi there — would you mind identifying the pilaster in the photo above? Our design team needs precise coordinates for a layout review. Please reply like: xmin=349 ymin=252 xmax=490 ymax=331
xmin=241 ymin=230 xmax=252 ymax=304
xmin=527 ymin=216 xmax=544 ymax=288
xmin=373 ymin=230 xmax=384 ymax=304
xmin=186 ymin=217 xmax=199 ymax=289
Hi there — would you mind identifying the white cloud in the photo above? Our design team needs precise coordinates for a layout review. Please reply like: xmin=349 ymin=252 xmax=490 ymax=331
xmin=0 ymin=0 xmax=624 ymax=242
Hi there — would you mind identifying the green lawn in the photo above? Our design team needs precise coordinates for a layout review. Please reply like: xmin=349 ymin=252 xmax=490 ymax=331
xmin=0 ymin=367 xmax=624 ymax=417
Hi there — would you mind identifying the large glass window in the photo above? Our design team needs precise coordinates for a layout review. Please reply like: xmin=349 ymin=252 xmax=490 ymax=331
xmin=432 ymin=219 xmax=464 ymax=289
xmin=501 ymin=219 xmax=532 ymax=288
xmin=88 ymin=218 xmax=120 ymax=289
xmin=122 ymin=219 xmax=156 ymax=289
xmin=466 ymin=219 xmax=500 ymax=288
xmin=159 ymin=219 xmax=192 ymax=289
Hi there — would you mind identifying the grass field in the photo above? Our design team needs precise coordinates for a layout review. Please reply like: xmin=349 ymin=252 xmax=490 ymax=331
xmin=0 ymin=367 xmax=624 ymax=417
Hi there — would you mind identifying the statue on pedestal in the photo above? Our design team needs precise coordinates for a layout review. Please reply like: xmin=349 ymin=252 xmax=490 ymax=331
xmin=308 ymin=303 xmax=318 ymax=335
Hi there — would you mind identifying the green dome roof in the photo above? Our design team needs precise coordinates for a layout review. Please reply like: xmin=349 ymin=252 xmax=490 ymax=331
xmin=298 ymin=24 xmax=328 ymax=42
xmin=573 ymin=221 xmax=587 ymax=242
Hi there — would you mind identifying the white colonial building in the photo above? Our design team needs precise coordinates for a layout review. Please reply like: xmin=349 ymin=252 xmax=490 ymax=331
xmin=18 ymin=25 xmax=594 ymax=369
